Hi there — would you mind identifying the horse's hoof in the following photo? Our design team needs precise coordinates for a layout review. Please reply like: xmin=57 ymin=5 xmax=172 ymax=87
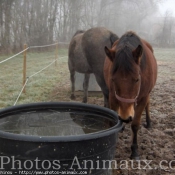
xmin=144 ymin=123 xmax=151 ymax=129
xmin=130 ymin=145 xmax=139 ymax=160
xmin=82 ymin=98 xmax=87 ymax=103
xmin=130 ymin=155 xmax=140 ymax=160
xmin=70 ymin=94 xmax=76 ymax=100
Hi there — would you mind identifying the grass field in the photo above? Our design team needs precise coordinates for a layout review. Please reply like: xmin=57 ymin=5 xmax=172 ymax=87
xmin=0 ymin=47 xmax=175 ymax=109
xmin=0 ymin=48 xmax=69 ymax=108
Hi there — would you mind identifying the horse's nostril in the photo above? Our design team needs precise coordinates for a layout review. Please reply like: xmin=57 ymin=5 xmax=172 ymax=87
xmin=119 ymin=116 xmax=132 ymax=123
xmin=129 ymin=116 xmax=133 ymax=122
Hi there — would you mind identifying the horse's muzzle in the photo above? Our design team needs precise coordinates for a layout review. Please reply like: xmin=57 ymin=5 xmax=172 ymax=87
xmin=119 ymin=116 xmax=132 ymax=123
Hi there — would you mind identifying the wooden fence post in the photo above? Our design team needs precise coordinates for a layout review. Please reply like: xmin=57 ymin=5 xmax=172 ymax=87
xmin=23 ymin=44 xmax=27 ymax=93
xmin=55 ymin=43 xmax=58 ymax=66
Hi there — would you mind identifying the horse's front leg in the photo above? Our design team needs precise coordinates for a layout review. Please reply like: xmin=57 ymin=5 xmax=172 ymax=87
xmin=82 ymin=73 xmax=90 ymax=103
xmin=131 ymin=121 xmax=140 ymax=160
xmin=145 ymin=95 xmax=151 ymax=128
xmin=131 ymin=97 xmax=148 ymax=160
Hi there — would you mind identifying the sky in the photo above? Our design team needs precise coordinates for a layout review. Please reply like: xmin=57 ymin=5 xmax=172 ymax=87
xmin=158 ymin=0 xmax=175 ymax=16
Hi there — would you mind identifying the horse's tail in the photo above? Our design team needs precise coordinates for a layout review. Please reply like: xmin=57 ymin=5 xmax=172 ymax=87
xmin=110 ymin=32 xmax=119 ymax=47
xmin=72 ymin=30 xmax=85 ymax=38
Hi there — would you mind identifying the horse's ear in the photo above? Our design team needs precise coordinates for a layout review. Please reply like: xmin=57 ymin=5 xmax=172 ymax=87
xmin=104 ymin=46 xmax=115 ymax=62
xmin=132 ymin=45 xmax=143 ymax=64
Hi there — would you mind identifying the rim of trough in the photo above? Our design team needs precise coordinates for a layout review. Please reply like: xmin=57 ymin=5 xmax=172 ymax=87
xmin=0 ymin=102 xmax=123 ymax=142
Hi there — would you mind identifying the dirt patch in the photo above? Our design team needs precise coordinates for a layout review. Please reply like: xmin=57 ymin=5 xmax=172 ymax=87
xmin=50 ymin=49 xmax=175 ymax=175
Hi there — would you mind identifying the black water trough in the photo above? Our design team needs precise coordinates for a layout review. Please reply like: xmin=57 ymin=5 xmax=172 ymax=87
xmin=0 ymin=102 xmax=122 ymax=175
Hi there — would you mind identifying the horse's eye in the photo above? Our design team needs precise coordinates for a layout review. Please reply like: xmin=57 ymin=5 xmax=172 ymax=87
xmin=136 ymin=78 xmax=139 ymax=83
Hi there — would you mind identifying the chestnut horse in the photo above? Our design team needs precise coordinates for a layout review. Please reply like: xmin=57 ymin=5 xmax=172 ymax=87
xmin=68 ymin=27 xmax=118 ymax=107
xmin=104 ymin=31 xmax=157 ymax=159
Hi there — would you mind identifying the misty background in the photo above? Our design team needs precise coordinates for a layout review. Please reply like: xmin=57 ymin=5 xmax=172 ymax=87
xmin=0 ymin=0 xmax=175 ymax=54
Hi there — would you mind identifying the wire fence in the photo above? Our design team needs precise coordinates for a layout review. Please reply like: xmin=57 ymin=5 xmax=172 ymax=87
xmin=0 ymin=43 xmax=68 ymax=107
xmin=0 ymin=48 xmax=29 ymax=64
xmin=0 ymin=42 xmax=69 ymax=65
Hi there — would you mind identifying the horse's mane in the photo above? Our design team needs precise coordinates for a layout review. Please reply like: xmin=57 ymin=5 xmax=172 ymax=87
xmin=112 ymin=31 xmax=143 ymax=74
xmin=72 ymin=30 xmax=85 ymax=38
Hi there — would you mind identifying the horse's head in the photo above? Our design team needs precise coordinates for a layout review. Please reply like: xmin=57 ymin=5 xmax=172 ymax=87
xmin=105 ymin=44 xmax=143 ymax=123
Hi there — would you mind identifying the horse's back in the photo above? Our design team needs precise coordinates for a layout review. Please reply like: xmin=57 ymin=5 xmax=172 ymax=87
xmin=141 ymin=39 xmax=157 ymax=88
xmin=82 ymin=27 xmax=118 ymax=74
xmin=141 ymin=39 xmax=154 ymax=53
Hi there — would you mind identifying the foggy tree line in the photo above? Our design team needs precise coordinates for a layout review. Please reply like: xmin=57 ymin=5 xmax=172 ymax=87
xmin=0 ymin=0 xmax=174 ymax=54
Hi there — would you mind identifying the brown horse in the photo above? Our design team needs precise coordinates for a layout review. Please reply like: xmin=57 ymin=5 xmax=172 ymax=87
xmin=104 ymin=31 xmax=157 ymax=159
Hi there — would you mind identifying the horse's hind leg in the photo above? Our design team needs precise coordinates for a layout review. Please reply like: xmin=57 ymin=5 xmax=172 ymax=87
xmin=82 ymin=73 xmax=90 ymax=103
xmin=70 ymin=70 xmax=76 ymax=100
xmin=145 ymin=96 xmax=151 ymax=128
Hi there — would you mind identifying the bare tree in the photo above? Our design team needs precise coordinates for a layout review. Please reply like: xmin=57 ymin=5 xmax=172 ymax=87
xmin=0 ymin=0 xmax=14 ymax=53
xmin=160 ymin=11 xmax=174 ymax=47
xmin=0 ymin=0 xmax=166 ymax=54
